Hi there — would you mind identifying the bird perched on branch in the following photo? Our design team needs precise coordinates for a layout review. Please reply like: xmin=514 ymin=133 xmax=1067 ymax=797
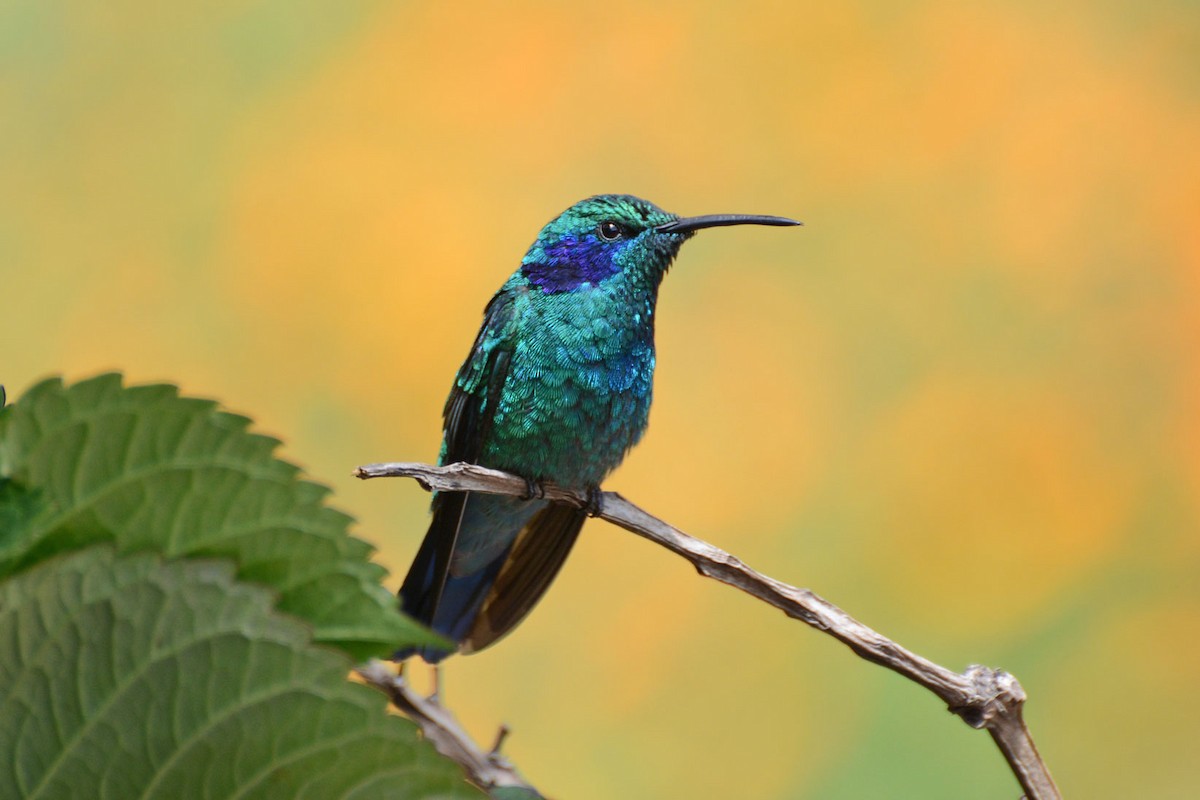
xmin=397 ymin=194 xmax=800 ymax=662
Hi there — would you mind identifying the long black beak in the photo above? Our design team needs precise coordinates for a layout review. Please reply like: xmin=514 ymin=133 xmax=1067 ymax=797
xmin=656 ymin=214 xmax=802 ymax=234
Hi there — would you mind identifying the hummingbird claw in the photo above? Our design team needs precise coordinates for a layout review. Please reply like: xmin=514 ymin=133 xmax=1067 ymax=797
xmin=521 ymin=476 xmax=546 ymax=501
xmin=584 ymin=485 xmax=604 ymax=518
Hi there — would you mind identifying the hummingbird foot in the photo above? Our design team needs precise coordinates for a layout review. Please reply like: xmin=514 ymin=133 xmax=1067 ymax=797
xmin=521 ymin=475 xmax=546 ymax=501
xmin=584 ymin=484 xmax=605 ymax=518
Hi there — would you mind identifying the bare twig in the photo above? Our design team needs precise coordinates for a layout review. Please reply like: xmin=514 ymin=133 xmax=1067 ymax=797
xmin=357 ymin=460 xmax=1061 ymax=800
xmin=355 ymin=660 xmax=541 ymax=798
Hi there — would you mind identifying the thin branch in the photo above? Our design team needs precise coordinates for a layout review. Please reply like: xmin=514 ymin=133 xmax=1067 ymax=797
xmin=357 ymin=460 xmax=1061 ymax=800
xmin=355 ymin=660 xmax=541 ymax=798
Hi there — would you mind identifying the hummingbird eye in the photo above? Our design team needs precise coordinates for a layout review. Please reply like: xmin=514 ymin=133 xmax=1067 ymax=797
xmin=597 ymin=220 xmax=625 ymax=242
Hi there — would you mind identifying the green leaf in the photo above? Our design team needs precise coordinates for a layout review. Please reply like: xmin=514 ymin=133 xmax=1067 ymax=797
xmin=0 ymin=547 xmax=479 ymax=800
xmin=489 ymin=787 xmax=547 ymax=800
xmin=0 ymin=374 xmax=445 ymax=659
xmin=0 ymin=478 xmax=46 ymax=563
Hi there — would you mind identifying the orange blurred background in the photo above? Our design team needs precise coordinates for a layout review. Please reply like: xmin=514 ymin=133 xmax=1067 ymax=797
xmin=3 ymin=2 xmax=1198 ymax=797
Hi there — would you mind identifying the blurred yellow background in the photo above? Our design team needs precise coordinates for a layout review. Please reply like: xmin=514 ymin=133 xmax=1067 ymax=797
xmin=3 ymin=1 xmax=1197 ymax=797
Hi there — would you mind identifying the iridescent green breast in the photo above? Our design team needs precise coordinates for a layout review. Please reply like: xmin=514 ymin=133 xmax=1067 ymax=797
xmin=481 ymin=283 xmax=658 ymax=488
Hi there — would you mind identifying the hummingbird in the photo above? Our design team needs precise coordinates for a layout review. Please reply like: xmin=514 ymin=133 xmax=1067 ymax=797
xmin=397 ymin=194 xmax=800 ymax=662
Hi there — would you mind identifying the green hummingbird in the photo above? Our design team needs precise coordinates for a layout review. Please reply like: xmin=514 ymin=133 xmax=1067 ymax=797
xmin=398 ymin=194 xmax=800 ymax=661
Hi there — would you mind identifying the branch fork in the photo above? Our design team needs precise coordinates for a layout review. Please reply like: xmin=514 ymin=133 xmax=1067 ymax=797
xmin=355 ymin=661 xmax=537 ymax=796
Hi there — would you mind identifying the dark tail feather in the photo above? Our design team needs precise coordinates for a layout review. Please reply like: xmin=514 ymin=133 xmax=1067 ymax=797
xmin=396 ymin=495 xmax=586 ymax=662
xmin=463 ymin=502 xmax=586 ymax=653
xmin=396 ymin=490 xmax=470 ymax=663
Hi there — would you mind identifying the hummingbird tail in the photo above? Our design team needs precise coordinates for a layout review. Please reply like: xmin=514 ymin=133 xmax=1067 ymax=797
xmin=462 ymin=501 xmax=585 ymax=653
xmin=396 ymin=492 xmax=585 ymax=662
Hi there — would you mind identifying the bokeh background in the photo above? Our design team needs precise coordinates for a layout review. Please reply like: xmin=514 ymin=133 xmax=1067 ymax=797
xmin=3 ymin=1 xmax=1198 ymax=797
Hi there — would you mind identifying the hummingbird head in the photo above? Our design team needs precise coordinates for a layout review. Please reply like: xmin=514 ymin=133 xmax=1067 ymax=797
xmin=520 ymin=194 xmax=799 ymax=294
